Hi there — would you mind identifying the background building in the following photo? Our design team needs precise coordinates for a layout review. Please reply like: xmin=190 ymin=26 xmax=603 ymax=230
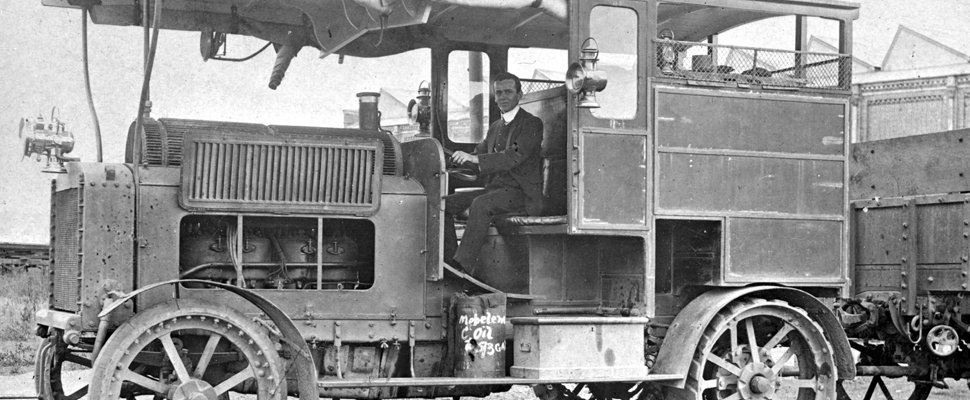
xmin=850 ymin=25 xmax=970 ymax=142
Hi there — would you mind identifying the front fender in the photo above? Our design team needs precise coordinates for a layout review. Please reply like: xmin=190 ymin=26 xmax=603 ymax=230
xmin=652 ymin=286 xmax=854 ymax=388
xmin=99 ymin=279 xmax=318 ymax=400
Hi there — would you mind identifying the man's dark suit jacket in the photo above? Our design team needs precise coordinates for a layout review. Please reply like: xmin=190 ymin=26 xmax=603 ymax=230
xmin=474 ymin=108 xmax=545 ymax=216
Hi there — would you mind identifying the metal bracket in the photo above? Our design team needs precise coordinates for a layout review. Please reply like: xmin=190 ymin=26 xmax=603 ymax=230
xmin=408 ymin=321 xmax=417 ymax=377
xmin=34 ymin=309 xmax=82 ymax=345
xmin=304 ymin=304 xmax=317 ymax=327
xmin=334 ymin=322 xmax=343 ymax=379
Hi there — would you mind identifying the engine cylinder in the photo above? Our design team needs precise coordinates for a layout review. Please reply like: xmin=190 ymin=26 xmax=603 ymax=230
xmin=277 ymin=229 xmax=316 ymax=263
xmin=319 ymin=234 xmax=358 ymax=264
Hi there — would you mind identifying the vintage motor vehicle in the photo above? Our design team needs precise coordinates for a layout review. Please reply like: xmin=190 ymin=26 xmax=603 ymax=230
xmin=26 ymin=0 xmax=970 ymax=399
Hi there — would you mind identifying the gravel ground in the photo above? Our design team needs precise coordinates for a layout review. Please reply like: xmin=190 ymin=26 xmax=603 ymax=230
xmin=3 ymin=371 xmax=968 ymax=399
xmin=0 ymin=370 xmax=536 ymax=399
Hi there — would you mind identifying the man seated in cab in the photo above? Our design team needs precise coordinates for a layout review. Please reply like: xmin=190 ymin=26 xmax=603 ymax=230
xmin=444 ymin=72 xmax=545 ymax=272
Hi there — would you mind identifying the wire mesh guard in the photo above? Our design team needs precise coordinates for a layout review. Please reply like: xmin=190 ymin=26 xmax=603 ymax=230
xmin=521 ymin=79 xmax=565 ymax=94
xmin=654 ymin=40 xmax=851 ymax=91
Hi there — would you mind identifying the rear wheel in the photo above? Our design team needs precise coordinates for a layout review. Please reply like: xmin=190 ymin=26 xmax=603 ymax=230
xmin=89 ymin=298 xmax=287 ymax=399
xmin=668 ymin=298 xmax=837 ymax=400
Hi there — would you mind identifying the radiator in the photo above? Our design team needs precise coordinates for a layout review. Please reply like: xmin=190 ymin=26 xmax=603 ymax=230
xmin=50 ymin=187 xmax=81 ymax=312
xmin=181 ymin=132 xmax=383 ymax=215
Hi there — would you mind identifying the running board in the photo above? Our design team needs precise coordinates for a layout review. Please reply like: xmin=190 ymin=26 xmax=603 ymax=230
xmin=317 ymin=374 xmax=685 ymax=388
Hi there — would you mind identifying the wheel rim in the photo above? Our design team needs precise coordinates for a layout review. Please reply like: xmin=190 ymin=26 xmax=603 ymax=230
xmin=90 ymin=299 xmax=286 ymax=400
xmin=35 ymin=332 xmax=91 ymax=400
xmin=692 ymin=299 xmax=836 ymax=400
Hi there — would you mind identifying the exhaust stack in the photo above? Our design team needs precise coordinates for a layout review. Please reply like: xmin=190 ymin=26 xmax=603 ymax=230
xmin=357 ymin=92 xmax=381 ymax=131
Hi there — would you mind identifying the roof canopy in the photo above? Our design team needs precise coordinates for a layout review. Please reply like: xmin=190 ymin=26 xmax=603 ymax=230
xmin=47 ymin=0 xmax=858 ymax=57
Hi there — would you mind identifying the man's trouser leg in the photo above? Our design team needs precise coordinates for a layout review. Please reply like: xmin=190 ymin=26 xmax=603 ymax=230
xmin=453 ymin=188 xmax=525 ymax=269
xmin=443 ymin=189 xmax=485 ymax=267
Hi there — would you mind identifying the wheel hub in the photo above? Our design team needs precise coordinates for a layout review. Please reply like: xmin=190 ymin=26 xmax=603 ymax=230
xmin=170 ymin=379 xmax=218 ymax=400
xmin=737 ymin=362 xmax=777 ymax=399
xmin=749 ymin=376 xmax=772 ymax=394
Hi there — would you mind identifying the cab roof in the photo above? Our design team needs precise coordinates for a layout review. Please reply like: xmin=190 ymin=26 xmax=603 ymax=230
xmin=46 ymin=0 xmax=859 ymax=57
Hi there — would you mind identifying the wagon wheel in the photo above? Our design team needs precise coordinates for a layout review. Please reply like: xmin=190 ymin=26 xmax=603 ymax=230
xmin=667 ymin=298 xmax=836 ymax=400
xmin=35 ymin=330 xmax=92 ymax=400
xmin=89 ymin=298 xmax=288 ymax=399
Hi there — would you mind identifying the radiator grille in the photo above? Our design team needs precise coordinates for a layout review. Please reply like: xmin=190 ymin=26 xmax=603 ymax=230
xmin=131 ymin=119 xmax=402 ymax=176
xmin=158 ymin=120 xmax=269 ymax=166
xmin=271 ymin=125 xmax=400 ymax=176
xmin=144 ymin=123 xmax=164 ymax=165
xmin=181 ymin=134 xmax=383 ymax=214
xmin=52 ymin=188 xmax=80 ymax=311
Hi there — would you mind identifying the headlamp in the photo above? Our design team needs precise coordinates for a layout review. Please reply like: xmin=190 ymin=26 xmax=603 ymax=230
xmin=565 ymin=37 xmax=608 ymax=108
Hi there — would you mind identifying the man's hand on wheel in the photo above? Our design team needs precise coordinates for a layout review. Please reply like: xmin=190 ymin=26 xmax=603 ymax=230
xmin=451 ymin=151 xmax=479 ymax=166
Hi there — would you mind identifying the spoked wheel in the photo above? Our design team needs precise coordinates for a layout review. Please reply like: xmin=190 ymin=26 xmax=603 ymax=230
xmin=89 ymin=298 xmax=287 ymax=399
xmin=35 ymin=330 xmax=93 ymax=400
xmin=669 ymin=298 xmax=837 ymax=400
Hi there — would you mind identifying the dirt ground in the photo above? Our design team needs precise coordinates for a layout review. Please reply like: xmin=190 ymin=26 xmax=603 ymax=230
xmin=2 ymin=371 xmax=969 ymax=400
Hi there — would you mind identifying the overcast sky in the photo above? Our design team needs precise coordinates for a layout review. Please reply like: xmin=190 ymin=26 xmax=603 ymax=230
xmin=1 ymin=0 xmax=967 ymax=243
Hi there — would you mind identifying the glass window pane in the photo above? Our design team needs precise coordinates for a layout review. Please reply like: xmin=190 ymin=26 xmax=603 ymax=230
xmin=589 ymin=6 xmax=638 ymax=120
xmin=509 ymin=47 xmax=568 ymax=94
xmin=448 ymin=51 xmax=490 ymax=143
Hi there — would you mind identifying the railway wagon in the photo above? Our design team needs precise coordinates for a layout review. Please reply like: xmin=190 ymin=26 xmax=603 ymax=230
xmin=846 ymin=128 xmax=970 ymax=399
xmin=25 ymin=0 xmax=968 ymax=399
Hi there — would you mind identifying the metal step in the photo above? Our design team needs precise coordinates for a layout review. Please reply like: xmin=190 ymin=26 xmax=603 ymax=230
xmin=317 ymin=374 xmax=685 ymax=389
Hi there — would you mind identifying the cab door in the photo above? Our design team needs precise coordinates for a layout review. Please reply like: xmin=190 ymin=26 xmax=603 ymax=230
xmin=568 ymin=0 xmax=650 ymax=233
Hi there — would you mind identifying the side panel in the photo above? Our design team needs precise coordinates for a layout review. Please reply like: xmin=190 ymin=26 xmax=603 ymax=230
xmin=850 ymin=128 xmax=970 ymax=200
xmin=57 ymin=163 xmax=135 ymax=330
xmin=136 ymin=168 xmax=185 ymax=312
xmin=579 ymin=131 xmax=648 ymax=227
xmin=654 ymin=87 xmax=848 ymax=286
xmin=728 ymin=218 xmax=842 ymax=281
xmin=657 ymin=92 xmax=845 ymax=155
xmin=658 ymin=154 xmax=843 ymax=215
xmin=478 ymin=233 xmax=644 ymax=307
xmin=401 ymin=139 xmax=445 ymax=282
xmin=852 ymin=194 xmax=970 ymax=301
xmin=852 ymin=205 xmax=906 ymax=293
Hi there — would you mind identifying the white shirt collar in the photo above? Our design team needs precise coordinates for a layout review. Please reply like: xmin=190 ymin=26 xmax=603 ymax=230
xmin=501 ymin=106 xmax=521 ymax=125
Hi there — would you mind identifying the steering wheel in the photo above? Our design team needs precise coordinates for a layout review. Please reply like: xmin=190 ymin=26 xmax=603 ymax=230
xmin=447 ymin=167 xmax=478 ymax=182
xmin=443 ymin=148 xmax=479 ymax=182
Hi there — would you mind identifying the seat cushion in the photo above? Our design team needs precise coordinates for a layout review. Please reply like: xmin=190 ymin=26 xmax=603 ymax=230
xmin=492 ymin=214 xmax=568 ymax=228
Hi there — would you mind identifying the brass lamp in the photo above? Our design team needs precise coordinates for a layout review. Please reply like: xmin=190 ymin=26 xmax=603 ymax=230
xmin=657 ymin=29 xmax=678 ymax=75
xmin=565 ymin=38 xmax=608 ymax=108
xmin=407 ymin=80 xmax=432 ymax=136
